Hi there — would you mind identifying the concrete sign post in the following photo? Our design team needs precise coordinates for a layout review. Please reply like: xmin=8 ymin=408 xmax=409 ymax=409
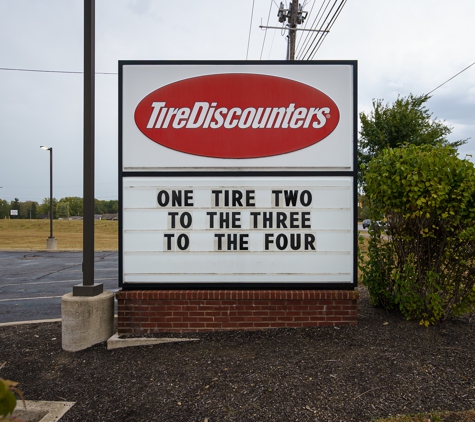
xmin=118 ymin=61 xmax=358 ymax=333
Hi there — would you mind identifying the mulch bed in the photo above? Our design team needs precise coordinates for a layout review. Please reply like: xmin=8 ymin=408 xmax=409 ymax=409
xmin=1 ymin=287 xmax=475 ymax=422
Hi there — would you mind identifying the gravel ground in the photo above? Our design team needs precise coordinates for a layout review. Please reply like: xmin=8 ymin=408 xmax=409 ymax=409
xmin=1 ymin=287 xmax=475 ymax=422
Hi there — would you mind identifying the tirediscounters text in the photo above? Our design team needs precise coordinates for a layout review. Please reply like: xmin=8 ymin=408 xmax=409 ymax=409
xmin=157 ymin=188 xmax=317 ymax=253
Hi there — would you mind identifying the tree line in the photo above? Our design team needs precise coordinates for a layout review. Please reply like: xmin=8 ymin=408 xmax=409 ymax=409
xmin=0 ymin=197 xmax=118 ymax=219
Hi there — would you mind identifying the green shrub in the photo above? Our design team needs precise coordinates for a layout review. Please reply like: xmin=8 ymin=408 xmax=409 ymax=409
xmin=360 ymin=145 xmax=475 ymax=324
xmin=0 ymin=378 xmax=23 ymax=422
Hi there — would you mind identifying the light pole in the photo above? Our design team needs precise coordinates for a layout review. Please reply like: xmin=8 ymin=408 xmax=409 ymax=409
xmin=40 ymin=146 xmax=57 ymax=249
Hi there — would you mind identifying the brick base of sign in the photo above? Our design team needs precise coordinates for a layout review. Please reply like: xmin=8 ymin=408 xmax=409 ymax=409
xmin=116 ymin=290 xmax=360 ymax=334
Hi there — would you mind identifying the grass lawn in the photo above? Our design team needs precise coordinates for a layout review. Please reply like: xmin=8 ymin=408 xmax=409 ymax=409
xmin=0 ymin=219 xmax=118 ymax=250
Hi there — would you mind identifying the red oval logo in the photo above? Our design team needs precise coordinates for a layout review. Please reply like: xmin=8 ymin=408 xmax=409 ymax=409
xmin=134 ymin=74 xmax=340 ymax=159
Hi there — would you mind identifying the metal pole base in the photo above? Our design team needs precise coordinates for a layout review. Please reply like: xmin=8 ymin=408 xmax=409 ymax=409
xmin=73 ymin=283 xmax=104 ymax=297
xmin=46 ymin=237 xmax=57 ymax=250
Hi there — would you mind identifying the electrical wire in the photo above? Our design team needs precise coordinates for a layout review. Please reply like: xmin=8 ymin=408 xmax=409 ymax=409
xmin=308 ymin=0 xmax=347 ymax=59
xmin=268 ymin=24 xmax=278 ymax=59
xmin=295 ymin=0 xmax=319 ymax=56
xmin=298 ymin=0 xmax=347 ymax=60
xmin=296 ymin=0 xmax=331 ymax=60
xmin=260 ymin=0 xmax=274 ymax=60
xmin=300 ymin=0 xmax=339 ymax=60
xmin=0 ymin=67 xmax=116 ymax=75
xmin=297 ymin=0 xmax=329 ymax=59
xmin=427 ymin=60 xmax=475 ymax=95
xmin=246 ymin=0 xmax=256 ymax=60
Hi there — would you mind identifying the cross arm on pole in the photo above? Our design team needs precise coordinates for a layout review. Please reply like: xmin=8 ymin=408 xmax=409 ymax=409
xmin=259 ymin=25 xmax=329 ymax=33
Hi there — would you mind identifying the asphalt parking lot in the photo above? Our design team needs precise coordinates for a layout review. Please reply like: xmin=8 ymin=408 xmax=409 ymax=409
xmin=0 ymin=251 xmax=118 ymax=324
xmin=1 ymin=228 xmax=367 ymax=324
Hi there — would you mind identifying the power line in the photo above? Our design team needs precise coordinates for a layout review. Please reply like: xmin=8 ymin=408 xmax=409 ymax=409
xmin=246 ymin=0 xmax=256 ymax=60
xmin=427 ymin=60 xmax=475 ymax=95
xmin=297 ymin=0 xmax=346 ymax=60
xmin=300 ymin=0 xmax=341 ymax=60
xmin=297 ymin=0 xmax=334 ymax=60
xmin=308 ymin=0 xmax=346 ymax=60
xmin=260 ymin=0 xmax=274 ymax=60
xmin=295 ymin=0 xmax=322 ymax=57
xmin=0 ymin=67 xmax=116 ymax=75
xmin=268 ymin=24 xmax=278 ymax=59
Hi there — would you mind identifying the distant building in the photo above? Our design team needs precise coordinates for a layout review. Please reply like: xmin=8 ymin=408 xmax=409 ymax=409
xmin=102 ymin=214 xmax=119 ymax=220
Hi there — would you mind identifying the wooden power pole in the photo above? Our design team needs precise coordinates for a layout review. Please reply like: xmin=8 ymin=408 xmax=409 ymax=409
xmin=288 ymin=0 xmax=299 ymax=60
xmin=264 ymin=1 xmax=320 ymax=61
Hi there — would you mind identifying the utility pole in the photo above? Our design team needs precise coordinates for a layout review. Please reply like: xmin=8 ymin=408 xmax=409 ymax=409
xmin=288 ymin=0 xmax=299 ymax=60
xmin=266 ymin=1 xmax=325 ymax=61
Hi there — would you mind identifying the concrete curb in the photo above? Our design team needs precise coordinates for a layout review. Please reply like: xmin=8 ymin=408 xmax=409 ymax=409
xmin=0 ymin=318 xmax=62 ymax=327
xmin=12 ymin=400 xmax=75 ymax=422
xmin=107 ymin=332 xmax=200 ymax=350
xmin=0 ymin=315 xmax=119 ymax=327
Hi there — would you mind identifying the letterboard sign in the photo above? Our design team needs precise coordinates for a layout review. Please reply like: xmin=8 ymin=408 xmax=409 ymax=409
xmin=119 ymin=60 xmax=357 ymax=289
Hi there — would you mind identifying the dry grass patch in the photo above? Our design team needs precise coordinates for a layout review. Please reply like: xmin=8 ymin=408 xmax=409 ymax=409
xmin=376 ymin=410 xmax=475 ymax=422
xmin=0 ymin=219 xmax=118 ymax=250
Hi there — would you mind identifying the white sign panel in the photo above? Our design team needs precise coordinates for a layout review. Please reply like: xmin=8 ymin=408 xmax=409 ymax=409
xmin=123 ymin=177 xmax=353 ymax=283
xmin=121 ymin=63 xmax=355 ymax=172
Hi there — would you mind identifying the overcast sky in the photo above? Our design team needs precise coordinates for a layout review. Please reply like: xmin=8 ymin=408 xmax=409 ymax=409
xmin=1 ymin=0 xmax=474 ymax=203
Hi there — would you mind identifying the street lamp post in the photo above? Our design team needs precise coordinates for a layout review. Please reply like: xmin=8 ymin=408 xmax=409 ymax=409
xmin=40 ymin=146 xmax=57 ymax=249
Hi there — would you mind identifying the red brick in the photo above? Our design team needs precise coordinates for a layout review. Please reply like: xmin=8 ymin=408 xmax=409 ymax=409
xmin=133 ymin=316 xmax=152 ymax=323
xmin=172 ymin=311 xmax=190 ymax=317
xmin=204 ymin=311 xmax=222 ymax=317
xmin=249 ymin=311 xmax=269 ymax=317
xmin=326 ymin=317 xmax=343 ymax=322
xmin=253 ymin=322 xmax=271 ymax=328
xmin=316 ymin=321 xmax=336 ymax=326
xmin=212 ymin=316 xmax=230 ymax=323
xmin=165 ymin=317 xmax=183 ymax=323
xmin=268 ymin=322 xmax=287 ymax=328
xmin=148 ymin=317 xmax=166 ymax=323
xmin=260 ymin=316 xmax=277 ymax=322
xmin=274 ymin=316 xmax=293 ymax=322
xmin=293 ymin=316 xmax=310 ymax=322
xmin=326 ymin=305 xmax=343 ymax=311
xmin=243 ymin=316 xmax=264 ymax=322
xmin=221 ymin=322 xmax=238 ymax=328
xmin=197 ymin=317 xmax=214 ymax=323
xmin=171 ymin=322 xmax=190 ymax=329
xmin=300 ymin=321 xmax=319 ymax=327
xmin=205 ymin=322 xmax=223 ymax=328
xmin=309 ymin=316 xmax=328 ymax=322
xmin=182 ymin=305 xmax=199 ymax=311
xmin=118 ymin=289 xmax=359 ymax=332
